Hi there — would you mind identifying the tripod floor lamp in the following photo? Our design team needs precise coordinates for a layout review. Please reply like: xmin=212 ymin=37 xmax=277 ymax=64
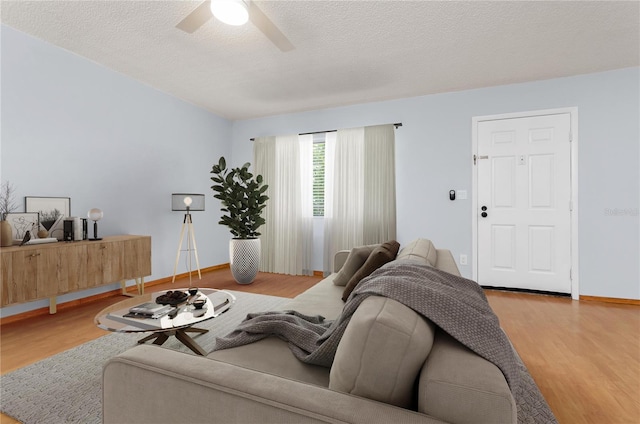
xmin=172 ymin=193 xmax=204 ymax=286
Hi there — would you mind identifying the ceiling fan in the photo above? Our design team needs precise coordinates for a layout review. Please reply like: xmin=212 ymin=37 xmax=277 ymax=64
xmin=176 ymin=0 xmax=295 ymax=52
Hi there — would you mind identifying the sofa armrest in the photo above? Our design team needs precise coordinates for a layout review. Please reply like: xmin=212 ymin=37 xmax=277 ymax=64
xmin=418 ymin=331 xmax=516 ymax=424
xmin=434 ymin=249 xmax=461 ymax=276
xmin=334 ymin=250 xmax=350 ymax=273
xmin=104 ymin=345 xmax=446 ymax=424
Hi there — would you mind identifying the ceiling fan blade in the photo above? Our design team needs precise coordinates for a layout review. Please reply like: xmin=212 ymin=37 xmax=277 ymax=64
xmin=248 ymin=2 xmax=295 ymax=52
xmin=176 ymin=0 xmax=213 ymax=34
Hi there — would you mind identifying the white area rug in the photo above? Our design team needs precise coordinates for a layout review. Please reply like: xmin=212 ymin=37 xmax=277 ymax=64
xmin=0 ymin=291 xmax=290 ymax=424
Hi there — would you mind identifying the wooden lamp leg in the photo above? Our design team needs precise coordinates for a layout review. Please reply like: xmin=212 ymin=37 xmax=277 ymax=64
xmin=172 ymin=221 xmax=187 ymax=283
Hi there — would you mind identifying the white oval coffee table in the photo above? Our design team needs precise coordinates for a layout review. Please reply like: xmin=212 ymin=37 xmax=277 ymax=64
xmin=95 ymin=288 xmax=236 ymax=355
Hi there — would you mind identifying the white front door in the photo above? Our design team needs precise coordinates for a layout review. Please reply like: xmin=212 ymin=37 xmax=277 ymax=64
xmin=476 ymin=113 xmax=572 ymax=293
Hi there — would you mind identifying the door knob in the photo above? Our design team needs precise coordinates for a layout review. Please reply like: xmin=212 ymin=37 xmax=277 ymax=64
xmin=481 ymin=212 xmax=488 ymax=218
xmin=481 ymin=206 xmax=487 ymax=211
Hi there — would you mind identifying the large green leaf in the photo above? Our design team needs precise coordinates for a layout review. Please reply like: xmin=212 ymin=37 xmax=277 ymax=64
xmin=210 ymin=155 xmax=269 ymax=238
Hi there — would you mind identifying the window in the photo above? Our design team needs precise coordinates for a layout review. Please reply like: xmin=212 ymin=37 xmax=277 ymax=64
xmin=312 ymin=136 xmax=325 ymax=216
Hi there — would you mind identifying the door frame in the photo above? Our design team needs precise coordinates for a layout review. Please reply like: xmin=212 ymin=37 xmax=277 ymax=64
xmin=471 ymin=107 xmax=579 ymax=300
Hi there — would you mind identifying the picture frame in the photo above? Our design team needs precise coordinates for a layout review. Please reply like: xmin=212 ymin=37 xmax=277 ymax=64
xmin=25 ymin=196 xmax=71 ymax=240
xmin=5 ymin=212 xmax=39 ymax=241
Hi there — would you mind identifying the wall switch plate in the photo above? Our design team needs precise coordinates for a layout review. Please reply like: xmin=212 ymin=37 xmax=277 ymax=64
xmin=457 ymin=190 xmax=467 ymax=200
xmin=459 ymin=254 xmax=468 ymax=265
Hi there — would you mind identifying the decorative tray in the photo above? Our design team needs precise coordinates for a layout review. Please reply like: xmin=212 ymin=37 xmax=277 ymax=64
xmin=155 ymin=291 xmax=188 ymax=306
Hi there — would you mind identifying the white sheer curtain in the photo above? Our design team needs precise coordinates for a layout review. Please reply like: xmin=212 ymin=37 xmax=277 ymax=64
xmin=323 ymin=124 xmax=396 ymax=274
xmin=254 ymin=134 xmax=314 ymax=275
xmin=254 ymin=136 xmax=276 ymax=272
xmin=322 ymin=132 xmax=337 ymax=275
xmin=363 ymin=124 xmax=397 ymax=243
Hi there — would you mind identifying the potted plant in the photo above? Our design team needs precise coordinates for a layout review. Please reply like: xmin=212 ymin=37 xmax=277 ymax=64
xmin=210 ymin=156 xmax=269 ymax=284
xmin=0 ymin=181 xmax=18 ymax=247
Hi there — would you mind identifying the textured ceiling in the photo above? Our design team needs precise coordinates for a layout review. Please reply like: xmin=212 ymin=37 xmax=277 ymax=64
xmin=2 ymin=1 xmax=639 ymax=120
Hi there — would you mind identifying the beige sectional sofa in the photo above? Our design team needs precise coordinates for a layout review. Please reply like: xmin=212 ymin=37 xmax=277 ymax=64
xmin=103 ymin=239 xmax=516 ymax=424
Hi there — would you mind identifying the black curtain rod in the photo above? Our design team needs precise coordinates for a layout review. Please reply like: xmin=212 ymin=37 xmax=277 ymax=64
xmin=250 ymin=122 xmax=402 ymax=141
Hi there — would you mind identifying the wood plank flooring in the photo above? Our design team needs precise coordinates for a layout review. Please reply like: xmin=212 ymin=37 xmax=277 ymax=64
xmin=1 ymin=269 xmax=639 ymax=424
xmin=486 ymin=289 xmax=640 ymax=424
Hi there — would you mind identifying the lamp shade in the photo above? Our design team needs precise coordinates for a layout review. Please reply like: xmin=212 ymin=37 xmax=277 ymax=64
xmin=172 ymin=193 xmax=205 ymax=211
xmin=88 ymin=208 xmax=103 ymax=221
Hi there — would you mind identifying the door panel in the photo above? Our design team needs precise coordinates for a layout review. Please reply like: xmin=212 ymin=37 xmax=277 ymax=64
xmin=491 ymin=225 xmax=515 ymax=270
xmin=493 ymin=156 xmax=516 ymax=207
xmin=477 ymin=113 xmax=571 ymax=293
xmin=529 ymin=155 xmax=554 ymax=208
xmin=529 ymin=226 xmax=554 ymax=272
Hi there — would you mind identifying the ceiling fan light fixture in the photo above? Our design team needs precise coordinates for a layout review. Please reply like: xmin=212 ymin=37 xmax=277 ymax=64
xmin=210 ymin=0 xmax=249 ymax=26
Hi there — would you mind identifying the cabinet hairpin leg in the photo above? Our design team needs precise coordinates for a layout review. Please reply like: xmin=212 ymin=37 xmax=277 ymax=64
xmin=138 ymin=277 xmax=144 ymax=295
xmin=120 ymin=280 xmax=129 ymax=296
xmin=120 ymin=278 xmax=145 ymax=297
xmin=49 ymin=296 xmax=57 ymax=314
xmin=120 ymin=280 xmax=136 ymax=297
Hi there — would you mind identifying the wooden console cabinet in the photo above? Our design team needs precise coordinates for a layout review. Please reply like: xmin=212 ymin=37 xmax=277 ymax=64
xmin=0 ymin=235 xmax=151 ymax=313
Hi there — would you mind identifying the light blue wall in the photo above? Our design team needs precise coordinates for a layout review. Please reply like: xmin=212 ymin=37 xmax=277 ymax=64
xmin=1 ymin=25 xmax=233 ymax=317
xmin=232 ymin=67 xmax=640 ymax=300
xmin=1 ymin=23 xmax=638 ymax=316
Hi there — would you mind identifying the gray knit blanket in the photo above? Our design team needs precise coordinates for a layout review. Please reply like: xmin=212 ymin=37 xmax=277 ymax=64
xmin=213 ymin=261 xmax=557 ymax=424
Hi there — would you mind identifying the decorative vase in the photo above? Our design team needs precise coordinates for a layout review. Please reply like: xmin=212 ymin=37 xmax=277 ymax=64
xmin=0 ymin=220 xmax=13 ymax=247
xmin=229 ymin=238 xmax=260 ymax=284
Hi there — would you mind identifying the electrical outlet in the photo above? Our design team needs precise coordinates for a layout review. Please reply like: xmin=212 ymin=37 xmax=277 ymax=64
xmin=459 ymin=254 xmax=468 ymax=265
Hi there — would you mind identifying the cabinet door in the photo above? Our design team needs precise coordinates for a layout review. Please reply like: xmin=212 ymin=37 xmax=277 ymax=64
xmin=36 ymin=247 xmax=64 ymax=298
xmin=54 ymin=243 xmax=88 ymax=294
xmin=123 ymin=236 xmax=151 ymax=279
xmin=0 ymin=251 xmax=10 ymax=306
xmin=86 ymin=241 xmax=125 ymax=286
xmin=2 ymin=250 xmax=38 ymax=305
xmin=67 ymin=244 xmax=88 ymax=292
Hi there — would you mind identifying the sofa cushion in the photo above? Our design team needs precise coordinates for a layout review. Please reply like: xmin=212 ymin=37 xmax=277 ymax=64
xmin=329 ymin=296 xmax=436 ymax=409
xmin=396 ymin=238 xmax=437 ymax=267
xmin=285 ymin=276 xmax=346 ymax=320
xmin=333 ymin=244 xmax=379 ymax=286
xmin=208 ymin=337 xmax=331 ymax=387
xmin=418 ymin=330 xmax=517 ymax=424
xmin=342 ymin=240 xmax=400 ymax=302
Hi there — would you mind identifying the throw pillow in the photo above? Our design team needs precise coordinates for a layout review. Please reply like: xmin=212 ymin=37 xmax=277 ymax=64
xmin=341 ymin=240 xmax=400 ymax=302
xmin=333 ymin=244 xmax=380 ymax=286
xmin=329 ymin=296 xmax=436 ymax=409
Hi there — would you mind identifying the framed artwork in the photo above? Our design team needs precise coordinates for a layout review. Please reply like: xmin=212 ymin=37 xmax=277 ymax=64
xmin=25 ymin=196 xmax=71 ymax=240
xmin=5 ymin=212 xmax=39 ymax=240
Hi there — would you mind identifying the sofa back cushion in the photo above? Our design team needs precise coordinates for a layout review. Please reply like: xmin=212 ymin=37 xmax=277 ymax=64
xmin=329 ymin=296 xmax=435 ymax=409
xmin=342 ymin=240 xmax=400 ymax=301
xmin=396 ymin=238 xmax=437 ymax=267
xmin=333 ymin=244 xmax=379 ymax=286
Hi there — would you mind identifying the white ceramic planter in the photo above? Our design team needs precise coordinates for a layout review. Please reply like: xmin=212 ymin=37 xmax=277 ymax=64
xmin=229 ymin=238 xmax=261 ymax=284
